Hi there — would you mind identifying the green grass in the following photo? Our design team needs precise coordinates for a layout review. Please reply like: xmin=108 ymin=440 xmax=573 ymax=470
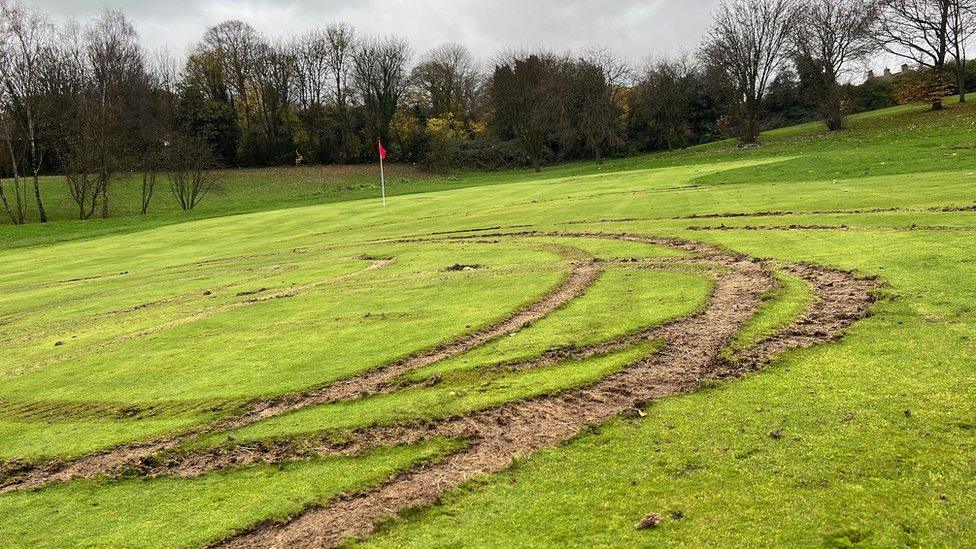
xmin=723 ymin=272 xmax=816 ymax=359
xmin=1 ymin=96 xmax=976 ymax=546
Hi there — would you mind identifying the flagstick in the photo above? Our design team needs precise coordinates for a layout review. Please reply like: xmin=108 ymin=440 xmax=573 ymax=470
xmin=379 ymin=152 xmax=387 ymax=208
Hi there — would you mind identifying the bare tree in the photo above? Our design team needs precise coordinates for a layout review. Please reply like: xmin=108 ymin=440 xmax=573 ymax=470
xmin=252 ymin=40 xmax=297 ymax=163
xmin=794 ymin=0 xmax=879 ymax=130
xmin=325 ymin=23 xmax=356 ymax=111
xmin=85 ymin=8 xmax=146 ymax=218
xmin=44 ymin=22 xmax=101 ymax=220
xmin=167 ymin=132 xmax=220 ymax=210
xmin=704 ymin=0 xmax=802 ymax=145
xmin=0 ymin=84 xmax=27 ymax=224
xmin=135 ymin=48 xmax=178 ymax=215
xmin=948 ymin=0 xmax=976 ymax=102
xmin=630 ymin=56 xmax=698 ymax=151
xmin=411 ymin=43 xmax=482 ymax=119
xmin=0 ymin=1 xmax=55 ymax=222
xmin=292 ymin=30 xmax=331 ymax=110
xmin=353 ymin=35 xmax=413 ymax=146
xmin=200 ymin=20 xmax=264 ymax=129
xmin=578 ymin=48 xmax=631 ymax=162
xmin=877 ymin=0 xmax=954 ymax=109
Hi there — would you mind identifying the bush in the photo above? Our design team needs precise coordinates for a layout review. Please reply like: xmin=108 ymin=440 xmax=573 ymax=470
xmin=851 ymin=78 xmax=898 ymax=113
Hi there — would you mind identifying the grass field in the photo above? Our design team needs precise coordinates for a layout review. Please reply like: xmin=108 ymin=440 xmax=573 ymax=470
xmin=0 ymin=97 xmax=974 ymax=547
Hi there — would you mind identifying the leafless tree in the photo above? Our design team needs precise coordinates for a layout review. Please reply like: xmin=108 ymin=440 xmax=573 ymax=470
xmin=0 ymin=0 xmax=55 ymax=222
xmin=200 ymin=20 xmax=264 ymax=129
xmin=795 ymin=0 xmax=879 ymax=130
xmin=876 ymin=0 xmax=955 ymax=109
xmin=948 ymin=0 xmax=976 ymax=102
xmin=704 ymin=0 xmax=802 ymax=145
xmin=85 ymin=8 xmax=146 ymax=218
xmin=630 ymin=55 xmax=698 ymax=151
xmin=325 ymin=23 xmax=356 ymax=111
xmin=0 ymin=84 xmax=27 ymax=224
xmin=166 ymin=132 xmax=220 ymax=210
xmin=577 ymin=48 xmax=631 ymax=162
xmin=292 ymin=30 xmax=331 ymax=110
xmin=135 ymin=48 xmax=178 ymax=215
xmin=353 ymin=35 xmax=413 ymax=145
xmin=252 ymin=40 xmax=297 ymax=162
xmin=411 ymin=43 xmax=482 ymax=119
xmin=43 ymin=22 xmax=102 ymax=220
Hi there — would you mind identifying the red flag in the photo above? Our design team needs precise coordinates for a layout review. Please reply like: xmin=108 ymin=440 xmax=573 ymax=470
xmin=377 ymin=139 xmax=387 ymax=161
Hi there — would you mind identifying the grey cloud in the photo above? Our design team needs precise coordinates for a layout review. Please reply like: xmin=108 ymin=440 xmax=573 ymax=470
xmin=34 ymin=0 xmax=723 ymax=64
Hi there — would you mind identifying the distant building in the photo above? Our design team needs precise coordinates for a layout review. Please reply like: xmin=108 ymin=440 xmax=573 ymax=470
xmin=866 ymin=63 xmax=916 ymax=82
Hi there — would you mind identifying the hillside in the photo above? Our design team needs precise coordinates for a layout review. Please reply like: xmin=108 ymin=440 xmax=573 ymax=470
xmin=0 ymin=99 xmax=974 ymax=547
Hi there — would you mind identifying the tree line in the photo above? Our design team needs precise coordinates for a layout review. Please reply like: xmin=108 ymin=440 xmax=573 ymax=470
xmin=1 ymin=0 xmax=973 ymax=223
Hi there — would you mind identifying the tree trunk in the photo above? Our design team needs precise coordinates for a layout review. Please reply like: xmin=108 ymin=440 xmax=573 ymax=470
xmin=0 ymin=182 xmax=18 ymax=225
xmin=100 ymin=181 xmax=109 ymax=219
xmin=532 ymin=156 xmax=541 ymax=173
xmin=740 ymin=116 xmax=760 ymax=146
xmin=32 ymin=174 xmax=47 ymax=223
xmin=959 ymin=62 xmax=967 ymax=103
xmin=825 ymin=102 xmax=845 ymax=132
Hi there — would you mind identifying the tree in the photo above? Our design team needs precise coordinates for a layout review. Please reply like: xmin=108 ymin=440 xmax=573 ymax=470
xmin=704 ymin=0 xmax=802 ymax=145
xmin=166 ymin=132 xmax=220 ymax=210
xmin=0 ymin=1 xmax=55 ymax=222
xmin=252 ymin=40 xmax=297 ymax=164
xmin=794 ymin=0 xmax=879 ymax=130
xmin=200 ymin=20 xmax=263 ymax=131
xmin=576 ymin=48 xmax=630 ymax=162
xmin=325 ymin=23 xmax=356 ymax=111
xmin=44 ymin=21 xmax=102 ymax=220
xmin=84 ymin=8 xmax=146 ymax=218
xmin=412 ymin=43 xmax=482 ymax=120
xmin=178 ymin=49 xmax=239 ymax=165
xmin=629 ymin=56 xmax=697 ymax=151
xmin=490 ymin=53 xmax=560 ymax=172
xmin=0 ymin=83 xmax=27 ymax=224
xmin=135 ymin=49 xmax=178 ymax=215
xmin=876 ymin=0 xmax=953 ymax=109
xmin=948 ymin=0 xmax=976 ymax=102
xmin=353 ymin=35 xmax=413 ymax=147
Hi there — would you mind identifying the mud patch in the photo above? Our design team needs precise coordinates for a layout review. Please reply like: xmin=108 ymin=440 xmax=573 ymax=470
xmin=443 ymin=264 xmax=484 ymax=272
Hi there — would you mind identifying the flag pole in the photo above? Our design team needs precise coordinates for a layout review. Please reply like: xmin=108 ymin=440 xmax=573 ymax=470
xmin=378 ymin=139 xmax=387 ymax=208
xmin=380 ymin=153 xmax=387 ymax=208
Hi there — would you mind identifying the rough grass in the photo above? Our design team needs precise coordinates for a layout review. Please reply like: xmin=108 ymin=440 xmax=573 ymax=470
xmin=1 ymin=96 xmax=975 ymax=546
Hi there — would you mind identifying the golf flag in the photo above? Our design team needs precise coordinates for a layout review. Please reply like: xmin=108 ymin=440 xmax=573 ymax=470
xmin=378 ymin=139 xmax=387 ymax=207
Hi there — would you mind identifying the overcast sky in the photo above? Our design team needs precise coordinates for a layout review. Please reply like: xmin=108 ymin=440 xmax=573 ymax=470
xmin=34 ymin=0 xmax=724 ymax=65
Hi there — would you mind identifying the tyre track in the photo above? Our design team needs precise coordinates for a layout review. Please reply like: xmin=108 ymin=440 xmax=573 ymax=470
xmin=0 ymin=253 xmax=600 ymax=493
xmin=212 ymin=233 xmax=875 ymax=548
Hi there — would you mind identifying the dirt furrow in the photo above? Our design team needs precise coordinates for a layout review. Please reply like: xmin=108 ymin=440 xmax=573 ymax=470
xmin=214 ymin=236 xmax=876 ymax=548
xmin=0 ymin=258 xmax=600 ymax=493
xmin=216 ymin=244 xmax=777 ymax=548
